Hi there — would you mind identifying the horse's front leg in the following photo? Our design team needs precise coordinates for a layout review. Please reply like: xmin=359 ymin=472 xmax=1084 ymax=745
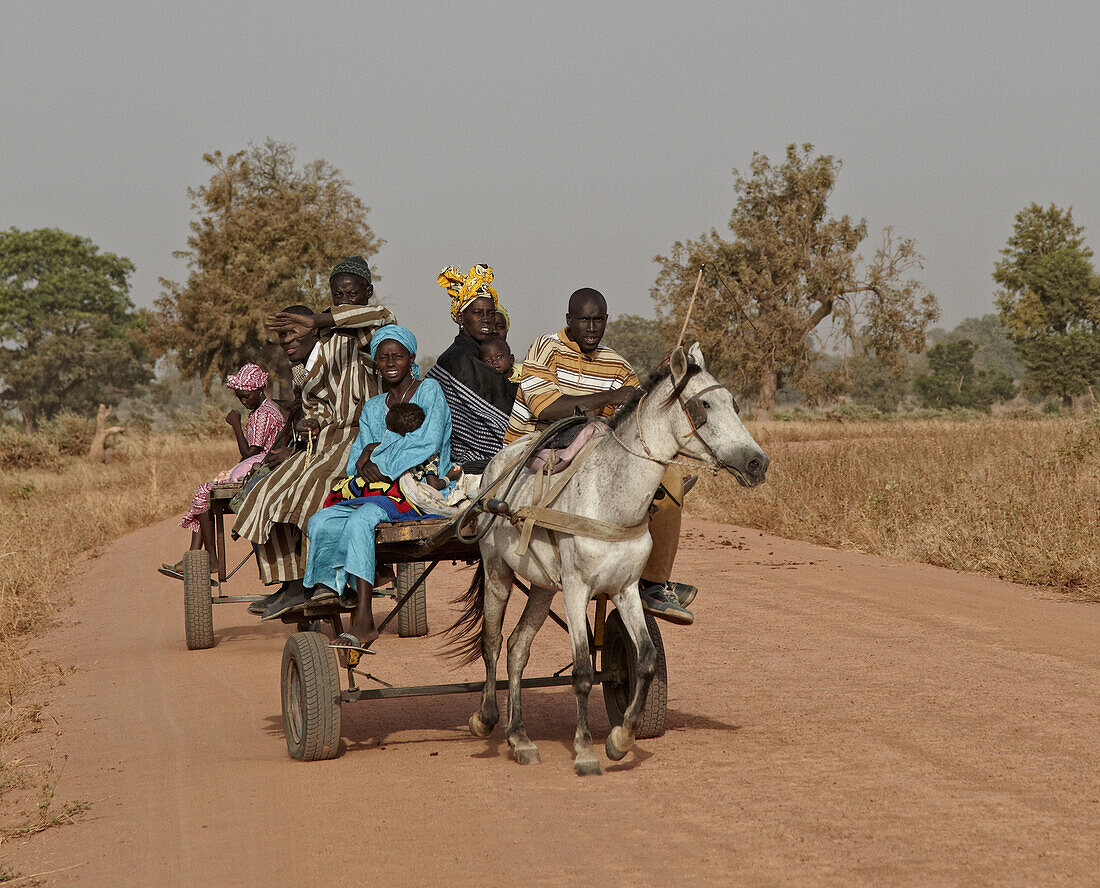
xmin=470 ymin=556 xmax=512 ymax=739
xmin=562 ymin=581 xmax=601 ymax=776
xmin=605 ymin=584 xmax=656 ymax=761
xmin=505 ymin=584 xmax=553 ymax=764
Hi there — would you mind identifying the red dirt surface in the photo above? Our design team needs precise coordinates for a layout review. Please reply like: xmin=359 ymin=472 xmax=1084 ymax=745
xmin=2 ymin=517 xmax=1097 ymax=886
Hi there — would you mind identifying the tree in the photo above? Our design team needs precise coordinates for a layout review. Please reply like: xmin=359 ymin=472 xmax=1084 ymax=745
xmin=0 ymin=227 xmax=152 ymax=430
xmin=914 ymin=339 xmax=1015 ymax=410
xmin=926 ymin=313 xmax=1023 ymax=380
xmin=652 ymin=143 xmax=939 ymax=418
xmin=847 ymin=352 xmax=911 ymax=412
xmin=154 ymin=139 xmax=383 ymax=390
xmin=602 ymin=314 xmax=668 ymax=378
xmin=993 ymin=203 xmax=1100 ymax=407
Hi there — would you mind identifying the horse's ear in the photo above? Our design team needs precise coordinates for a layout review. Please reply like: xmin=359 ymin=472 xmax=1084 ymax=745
xmin=687 ymin=342 xmax=706 ymax=371
xmin=670 ymin=345 xmax=689 ymax=382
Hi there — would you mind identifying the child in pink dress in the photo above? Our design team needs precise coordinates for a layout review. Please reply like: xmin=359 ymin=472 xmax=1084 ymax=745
xmin=160 ymin=364 xmax=284 ymax=577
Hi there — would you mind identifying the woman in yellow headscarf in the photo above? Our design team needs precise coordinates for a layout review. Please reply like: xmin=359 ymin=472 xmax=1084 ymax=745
xmin=426 ymin=265 xmax=516 ymax=467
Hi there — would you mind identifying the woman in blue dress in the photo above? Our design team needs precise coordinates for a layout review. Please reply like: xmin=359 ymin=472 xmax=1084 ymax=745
xmin=301 ymin=325 xmax=452 ymax=646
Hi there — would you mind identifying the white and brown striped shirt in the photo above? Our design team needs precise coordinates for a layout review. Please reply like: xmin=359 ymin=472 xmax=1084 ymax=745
xmin=504 ymin=328 xmax=639 ymax=444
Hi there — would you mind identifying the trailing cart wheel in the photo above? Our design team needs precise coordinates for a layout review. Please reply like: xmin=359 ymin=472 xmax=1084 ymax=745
xmin=600 ymin=609 xmax=668 ymax=739
xmin=183 ymin=549 xmax=215 ymax=650
xmin=396 ymin=562 xmax=429 ymax=637
xmin=281 ymin=632 xmax=342 ymax=761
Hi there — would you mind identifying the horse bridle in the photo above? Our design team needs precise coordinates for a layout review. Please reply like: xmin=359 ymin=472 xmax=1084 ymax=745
xmin=675 ymin=383 xmax=733 ymax=472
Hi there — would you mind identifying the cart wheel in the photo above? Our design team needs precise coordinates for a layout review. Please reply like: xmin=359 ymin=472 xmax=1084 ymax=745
xmin=600 ymin=609 xmax=668 ymax=739
xmin=183 ymin=549 xmax=215 ymax=650
xmin=396 ymin=562 xmax=429 ymax=637
xmin=281 ymin=632 xmax=342 ymax=761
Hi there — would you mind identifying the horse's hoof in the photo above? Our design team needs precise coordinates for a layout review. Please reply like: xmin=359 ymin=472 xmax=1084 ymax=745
xmin=514 ymin=746 xmax=541 ymax=766
xmin=605 ymin=726 xmax=633 ymax=762
xmin=469 ymin=713 xmax=493 ymax=739
xmin=574 ymin=754 xmax=602 ymax=777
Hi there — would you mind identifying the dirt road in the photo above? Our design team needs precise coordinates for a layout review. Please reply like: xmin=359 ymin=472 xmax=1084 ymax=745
xmin=3 ymin=517 xmax=1097 ymax=886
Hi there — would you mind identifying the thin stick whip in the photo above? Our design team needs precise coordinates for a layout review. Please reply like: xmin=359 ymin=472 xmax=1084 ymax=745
xmin=676 ymin=266 xmax=705 ymax=348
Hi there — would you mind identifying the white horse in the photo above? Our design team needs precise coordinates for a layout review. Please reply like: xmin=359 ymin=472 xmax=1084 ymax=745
xmin=448 ymin=343 xmax=769 ymax=775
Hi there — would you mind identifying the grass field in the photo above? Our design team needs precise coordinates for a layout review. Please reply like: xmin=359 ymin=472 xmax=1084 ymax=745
xmin=0 ymin=435 xmax=237 ymax=744
xmin=688 ymin=414 xmax=1100 ymax=599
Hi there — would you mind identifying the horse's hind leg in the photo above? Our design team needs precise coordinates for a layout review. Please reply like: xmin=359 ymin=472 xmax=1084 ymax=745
xmin=470 ymin=555 xmax=512 ymax=739
xmin=604 ymin=586 xmax=656 ymax=762
xmin=562 ymin=582 xmax=601 ymax=776
xmin=504 ymin=585 xmax=553 ymax=765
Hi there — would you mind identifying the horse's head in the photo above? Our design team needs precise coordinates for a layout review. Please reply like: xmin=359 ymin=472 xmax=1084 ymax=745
xmin=665 ymin=343 xmax=769 ymax=487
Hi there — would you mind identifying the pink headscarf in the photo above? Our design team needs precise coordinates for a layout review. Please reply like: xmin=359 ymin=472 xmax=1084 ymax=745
xmin=225 ymin=363 xmax=269 ymax=392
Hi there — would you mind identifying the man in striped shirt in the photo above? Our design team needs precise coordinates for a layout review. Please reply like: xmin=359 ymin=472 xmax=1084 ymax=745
xmin=505 ymin=288 xmax=695 ymax=624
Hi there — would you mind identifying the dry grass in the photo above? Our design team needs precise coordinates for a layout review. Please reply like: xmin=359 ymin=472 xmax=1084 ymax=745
xmin=689 ymin=414 xmax=1100 ymax=599
xmin=0 ymin=435 xmax=237 ymax=724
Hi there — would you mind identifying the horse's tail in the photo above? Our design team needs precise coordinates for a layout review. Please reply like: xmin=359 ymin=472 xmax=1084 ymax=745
xmin=442 ymin=562 xmax=486 ymax=666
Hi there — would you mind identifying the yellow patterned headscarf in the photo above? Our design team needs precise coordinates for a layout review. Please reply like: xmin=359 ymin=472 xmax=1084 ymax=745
xmin=438 ymin=264 xmax=499 ymax=322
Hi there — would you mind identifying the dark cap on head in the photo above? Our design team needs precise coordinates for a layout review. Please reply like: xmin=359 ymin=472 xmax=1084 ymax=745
xmin=330 ymin=255 xmax=373 ymax=286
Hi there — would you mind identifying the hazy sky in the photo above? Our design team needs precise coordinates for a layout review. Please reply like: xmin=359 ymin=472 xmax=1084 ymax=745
xmin=3 ymin=1 xmax=1097 ymax=359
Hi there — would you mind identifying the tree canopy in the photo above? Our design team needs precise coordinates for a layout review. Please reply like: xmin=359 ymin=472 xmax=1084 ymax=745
xmin=0 ymin=227 xmax=152 ymax=429
xmin=914 ymin=339 xmax=1015 ymax=410
xmin=993 ymin=203 xmax=1100 ymax=406
xmin=652 ymin=143 xmax=938 ymax=418
xmin=154 ymin=139 xmax=383 ymax=390
xmin=602 ymin=314 xmax=668 ymax=378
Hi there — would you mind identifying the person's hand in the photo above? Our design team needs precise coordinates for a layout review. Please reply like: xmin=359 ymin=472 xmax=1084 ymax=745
xmin=226 ymin=409 xmax=242 ymax=427
xmin=355 ymin=452 xmax=386 ymax=484
xmin=605 ymin=386 xmax=638 ymax=407
xmin=263 ymin=447 xmax=291 ymax=467
xmin=295 ymin=417 xmax=320 ymax=437
xmin=266 ymin=312 xmax=315 ymax=338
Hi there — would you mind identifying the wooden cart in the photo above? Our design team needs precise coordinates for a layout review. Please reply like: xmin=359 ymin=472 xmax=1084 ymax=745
xmin=277 ymin=515 xmax=669 ymax=761
xmin=179 ymin=481 xmax=430 ymax=650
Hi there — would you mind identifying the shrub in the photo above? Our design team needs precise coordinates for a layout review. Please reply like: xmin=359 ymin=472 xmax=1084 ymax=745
xmin=0 ymin=426 xmax=64 ymax=471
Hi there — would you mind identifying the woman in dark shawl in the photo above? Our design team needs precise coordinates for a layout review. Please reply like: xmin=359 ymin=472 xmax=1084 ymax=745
xmin=426 ymin=264 xmax=516 ymax=467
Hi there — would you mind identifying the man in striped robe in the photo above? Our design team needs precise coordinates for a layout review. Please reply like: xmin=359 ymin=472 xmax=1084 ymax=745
xmin=233 ymin=257 xmax=396 ymax=617
xmin=505 ymin=287 xmax=696 ymax=625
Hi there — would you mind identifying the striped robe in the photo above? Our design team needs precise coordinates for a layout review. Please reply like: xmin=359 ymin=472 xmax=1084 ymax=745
xmin=233 ymin=302 xmax=396 ymax=585
xmin=504 ymin=328 xmax=639 ymax=443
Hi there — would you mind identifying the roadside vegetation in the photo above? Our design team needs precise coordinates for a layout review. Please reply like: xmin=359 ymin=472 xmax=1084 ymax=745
xmin=688 ymin=412 xmax=1100 ymax=599
xmin=0 ymin=427 xmax=236 ymax=742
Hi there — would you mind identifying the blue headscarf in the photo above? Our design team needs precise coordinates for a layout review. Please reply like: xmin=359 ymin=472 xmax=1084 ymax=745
xmin=370 ymin=324 xmax=420 ymax=379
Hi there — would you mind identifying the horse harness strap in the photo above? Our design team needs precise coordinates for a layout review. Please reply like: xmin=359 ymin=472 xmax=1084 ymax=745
xmin=511 ymin=506 xmax=649 ymax=547
xmin=513 ymin=431 xmax=647 ymax=557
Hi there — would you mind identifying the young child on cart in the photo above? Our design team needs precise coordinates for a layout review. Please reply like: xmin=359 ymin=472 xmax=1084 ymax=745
xmin=159 ymin=364 xmax=284 ymax=579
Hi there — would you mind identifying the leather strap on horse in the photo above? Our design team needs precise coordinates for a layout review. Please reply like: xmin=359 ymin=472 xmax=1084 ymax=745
xmin=512 ymin=431 xmax=647 ymax=556
xmin=511 ymin=505 xmax=649 ymax=546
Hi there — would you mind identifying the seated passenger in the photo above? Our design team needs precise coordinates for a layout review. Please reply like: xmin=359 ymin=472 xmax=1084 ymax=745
xmin=478 ymin=336 xmax=519 ymax=399
xmin=232 ymin=257 xmax=397 ymax=620
xmin=427 ymin=265 xmax=516 ymax=467
xmin=505 ymin=287 xmax=696 ymax=625
xmin=298 ymin=325 xmax=453 ymax=646
xmin=160 ymin=364 xmax=284 ymax=578
xmin=493 ymin=305 xmax=523 ymax=382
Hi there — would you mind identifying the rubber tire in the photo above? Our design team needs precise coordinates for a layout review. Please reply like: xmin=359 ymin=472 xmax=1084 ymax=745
xmin=600 ymin=609 xmax=668 ymax=739
xmin=281 ymin=632 xmax=342 ymax=761
xmin=396 ymin=562 xmax=429 ymax=637
xmin=183 ymin=549 xmax=215 ymax=650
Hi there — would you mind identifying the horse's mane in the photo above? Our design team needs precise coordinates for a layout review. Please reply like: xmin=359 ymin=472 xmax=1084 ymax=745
xmin=608 ymin=362 xmax=703 ymax=430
